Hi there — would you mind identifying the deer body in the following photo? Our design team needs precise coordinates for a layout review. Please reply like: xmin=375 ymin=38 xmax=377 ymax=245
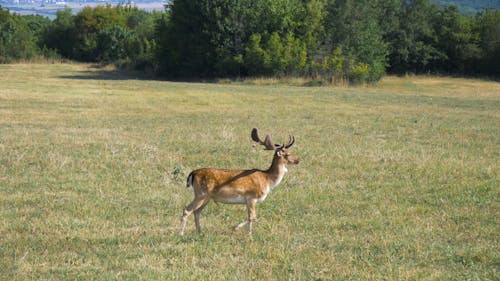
xmin=179 ymin=130 xmax=299 ymax=236
xmin=187 ymin=158 xmax=287 ymax=203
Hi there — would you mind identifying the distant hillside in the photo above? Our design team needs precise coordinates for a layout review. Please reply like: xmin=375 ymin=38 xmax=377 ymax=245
xmin=432 ymin=0 xmax=500 ymax=15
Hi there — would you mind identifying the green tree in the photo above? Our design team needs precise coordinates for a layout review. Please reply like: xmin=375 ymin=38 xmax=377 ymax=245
xmin=262 ymin=32 xmax=307 ymax=76
xmin=96 ymin=24 xmax=133 ymax=63
xmin=244 ymin=33 xmax=271 ymax=75
xmin=155 ymin=0 xmax=306 ymax=77
xmin=300 ymin=0 xmax=325 ymax=55
xmin=43 ymin=8 xmax=76 ymax=59
xmin=23 ymin=15 xmax=51 ymax=46
xmin=122 ymin=9 xmax=159 ymax=70
xmin=72 ymin=5 xmax=126 ymax=61
xmin=324 ymin=0 xmax=388 ymax=82
xmin=0 ymin=7 xmax=42 ymax=62
xmin=434 ymin=5 xmax=481 ymax=74
xmin=43 ymin=4 xmax=157 ymax=68
xmin=476 ymin=9 xmax=500 ymax=76
xmin=156 ymin=0 xmax=225 ymax=77
xmin=388 ymin=0 xmax=445 ymax=73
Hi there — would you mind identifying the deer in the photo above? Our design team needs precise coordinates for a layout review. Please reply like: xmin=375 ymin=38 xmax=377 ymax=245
xmin=179 ymin=128 xmax=300 ymax=236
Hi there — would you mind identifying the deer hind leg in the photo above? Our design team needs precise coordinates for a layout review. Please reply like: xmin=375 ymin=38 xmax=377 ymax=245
xmin=234 ymin=220 xmax=248 ymax=231
xmin=179 ymin=196 xmax=208 ymax=235
xmin=194 ymin=199 xmax=209 ymax=233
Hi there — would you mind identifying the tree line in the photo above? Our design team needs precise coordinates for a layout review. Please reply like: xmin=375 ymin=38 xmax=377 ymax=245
xmin=1 ymin=0 xmax=499 ymax=83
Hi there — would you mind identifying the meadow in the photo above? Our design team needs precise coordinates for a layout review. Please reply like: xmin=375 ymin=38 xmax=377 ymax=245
xmin=0 ymin=63 xmax=498 ymax=280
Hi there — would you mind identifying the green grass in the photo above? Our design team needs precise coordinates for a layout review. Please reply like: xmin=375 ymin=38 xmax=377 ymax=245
xmin=0 ymin=63 xmax=498 ymax=280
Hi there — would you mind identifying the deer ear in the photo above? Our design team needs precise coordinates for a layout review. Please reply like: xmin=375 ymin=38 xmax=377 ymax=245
xmin=276 ymin=151 xmax=282 ymax=157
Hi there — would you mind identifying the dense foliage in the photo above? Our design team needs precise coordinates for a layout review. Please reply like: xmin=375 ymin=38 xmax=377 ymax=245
xmin=0 ymin=7 xmax=53 ymax=62
xmin=42 ymin=5 xmax=160 ymax=70
xmin=0 ymin=1 xmax=499 ymax=82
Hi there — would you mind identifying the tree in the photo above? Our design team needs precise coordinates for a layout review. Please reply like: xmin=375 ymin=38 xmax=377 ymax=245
xmin=434 ymin=5 xmax=481 ymax=74
xmin=476 ymin=9 xmax=500 ymax=76
xmin=300 ymin=0 xmax=326 ymax=56
xmin=156 ymin=0 xmax=220 ymax=77
xmin=323 ymin=0 xmax=388 ymax=82
xmin=42 ymin=5 xmax=158 ymax=69
xmin=96 ymin=24 xmax=133 ymax=63
xmin=72 ymin=5 xmax=126 ymax=61
xmin=155 ymin=0 xmax=306 ymax=77
xmin=388 ymin=0 xmax=445 ymax=73
xmin=43 ymin=8 xmax=76 ymax=59
xmin=244 ymin=33 xmax=271 ymax=75
xmin=0 ymin=6 xmax=43 ymax=62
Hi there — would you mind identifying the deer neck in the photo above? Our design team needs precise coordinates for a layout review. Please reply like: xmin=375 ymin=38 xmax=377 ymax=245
xmin=266 ymin=156 xmax=287 ymax=188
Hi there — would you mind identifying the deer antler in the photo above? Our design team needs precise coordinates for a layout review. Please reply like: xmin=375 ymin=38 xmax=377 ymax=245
xmin=251 ymin=128 xmax=280 ymax=150
xmin=276 ymin=135 xmax=295 ymax=150
xmin=284 ymin=135 xmax=295 ymax=149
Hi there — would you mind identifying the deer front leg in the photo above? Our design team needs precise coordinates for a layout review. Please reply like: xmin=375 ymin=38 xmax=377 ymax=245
xmin=246 ymin=199 xmax=257 ymax=235
xmin=233 ymin=199 xmax=257 ymax=234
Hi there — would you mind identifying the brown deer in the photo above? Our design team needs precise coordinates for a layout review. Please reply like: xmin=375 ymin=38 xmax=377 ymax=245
xmin=179 ymin=128 xmax=300 ymax=235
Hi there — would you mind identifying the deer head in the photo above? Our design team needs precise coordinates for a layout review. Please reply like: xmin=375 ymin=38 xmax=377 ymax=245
xmin=274 ymin=135 xmax=300 ymax=165
xmin=252 ymin=128 xmax=299 ymax=165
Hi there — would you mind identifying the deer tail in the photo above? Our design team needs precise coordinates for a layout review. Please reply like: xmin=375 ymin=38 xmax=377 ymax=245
xmin=186 ymin=171 xmax=196 ymax=188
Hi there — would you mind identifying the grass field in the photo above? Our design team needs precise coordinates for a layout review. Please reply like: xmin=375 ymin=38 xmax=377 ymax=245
xmin=0 ymin=63 xmax=498 ymax=280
